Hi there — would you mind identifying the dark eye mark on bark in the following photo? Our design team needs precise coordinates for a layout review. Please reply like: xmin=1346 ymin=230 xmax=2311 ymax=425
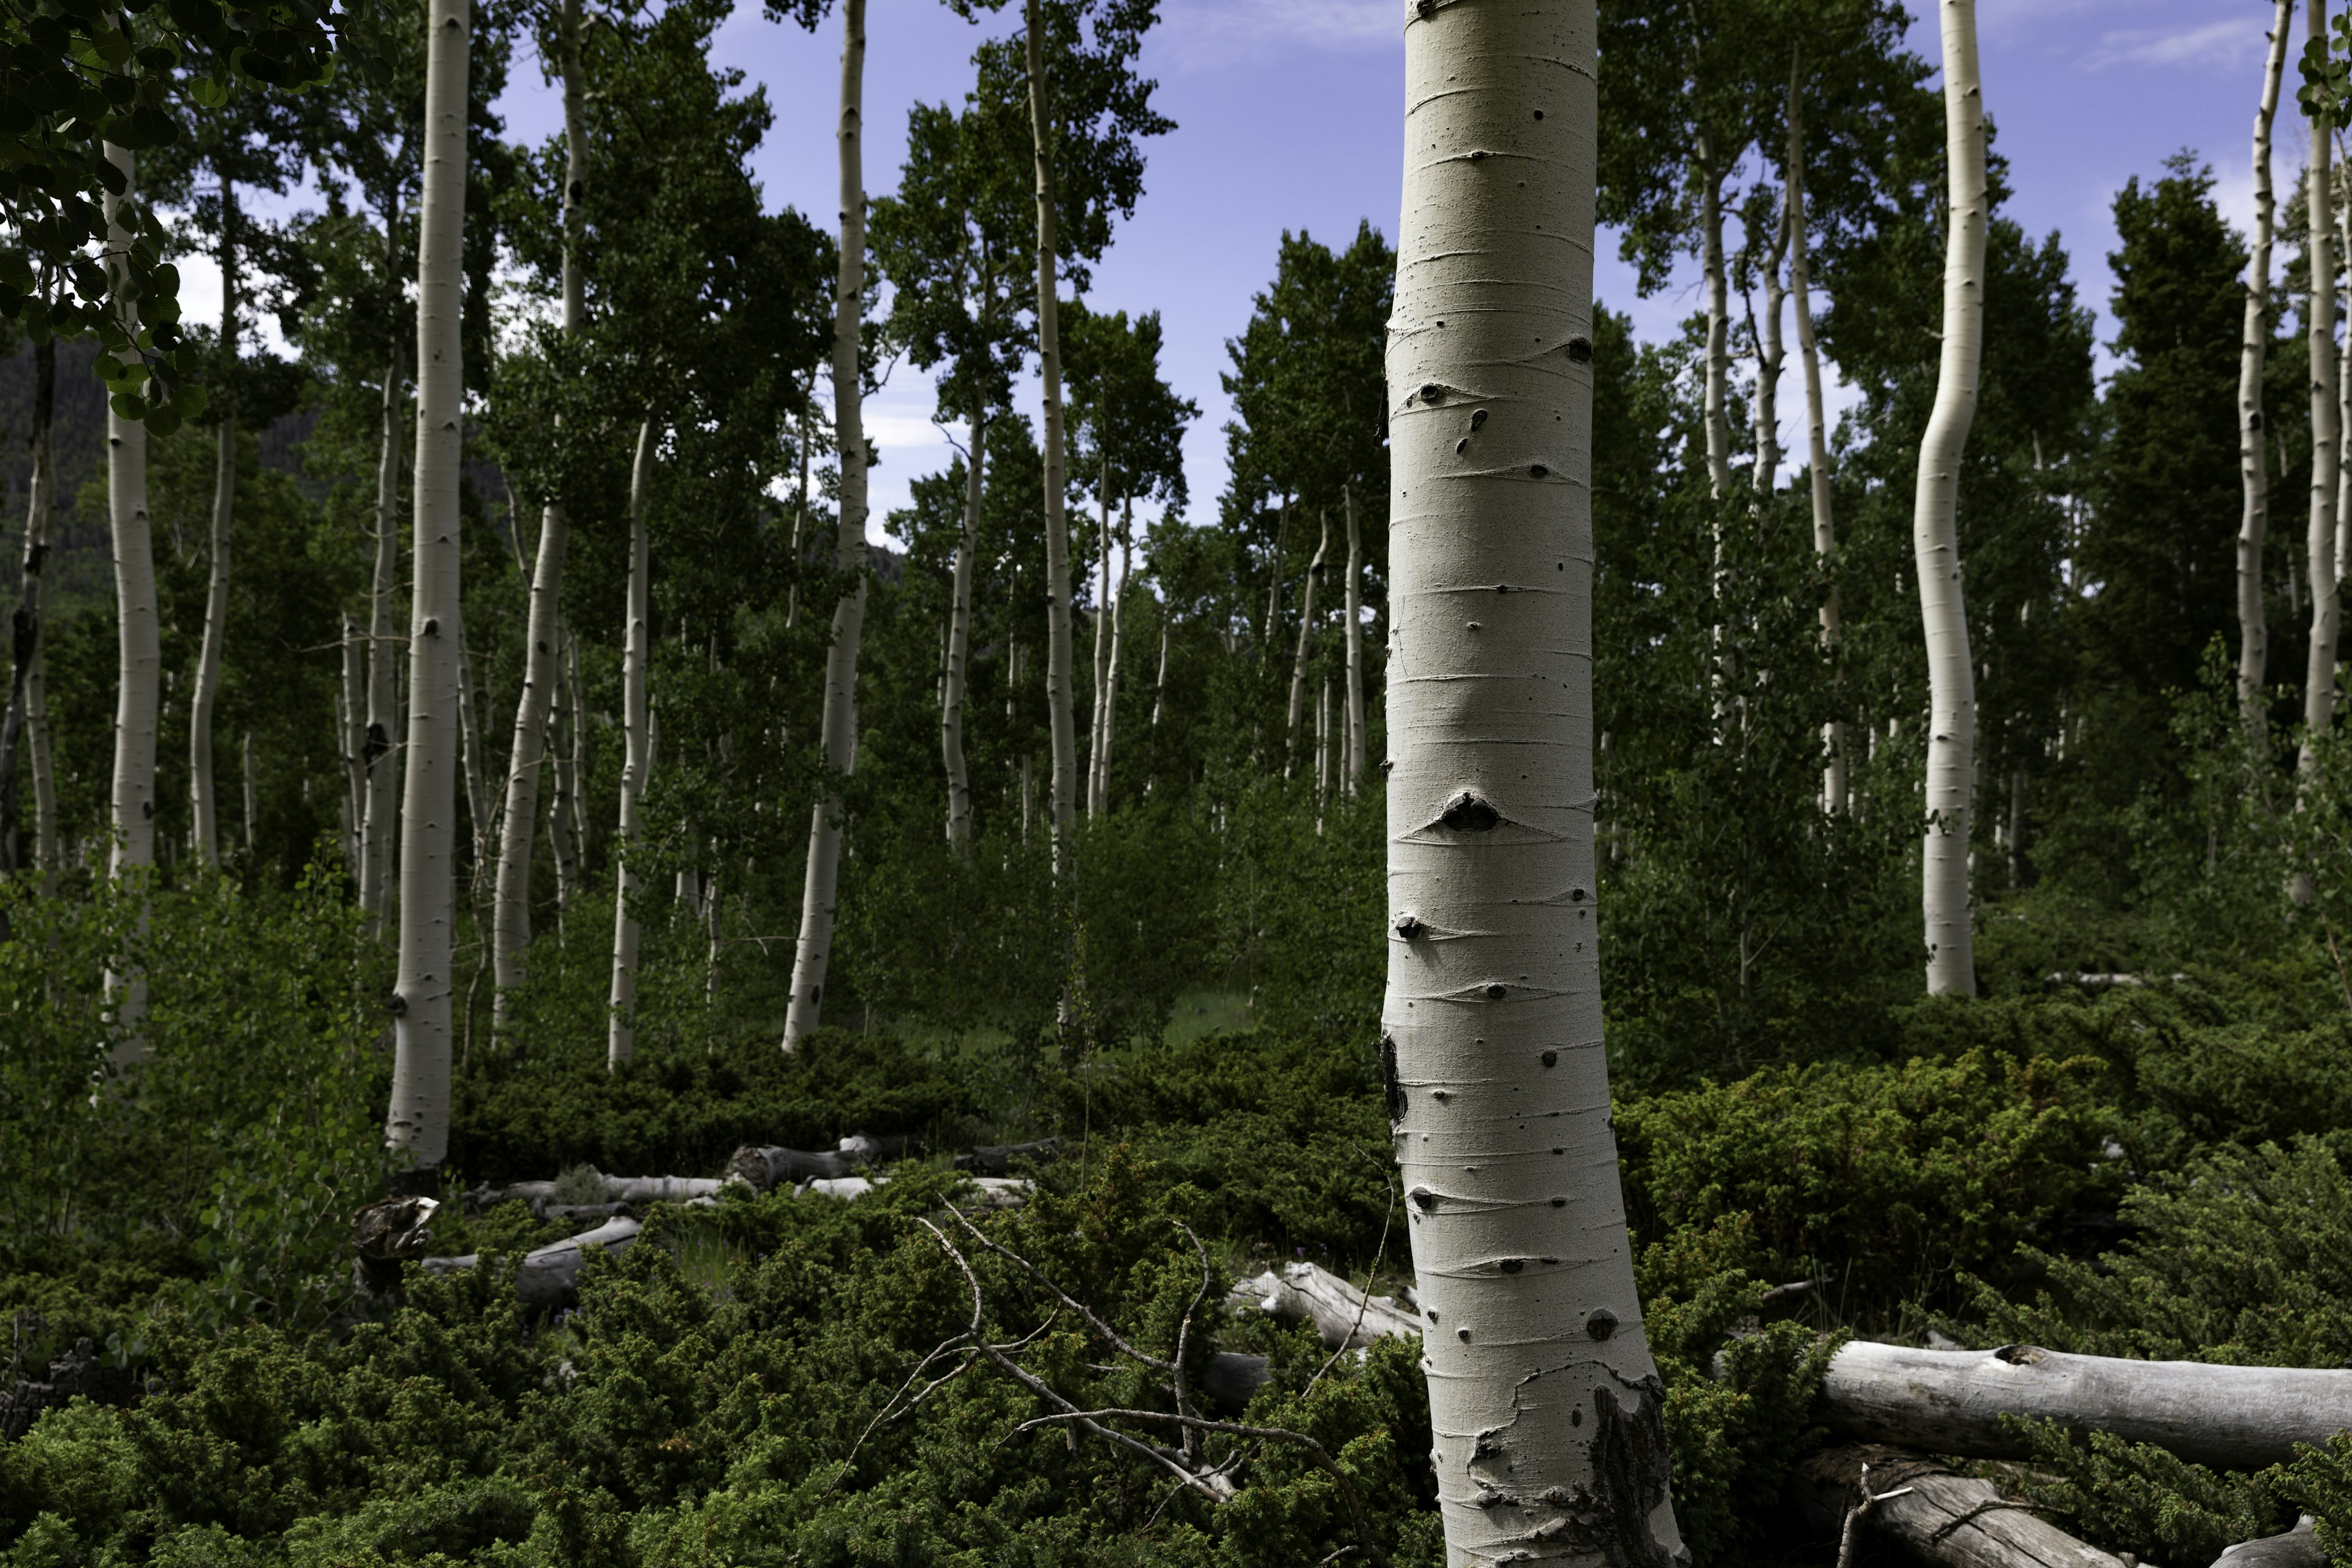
xmin=1380 ymin=1033 xmax=1405 ymax=1126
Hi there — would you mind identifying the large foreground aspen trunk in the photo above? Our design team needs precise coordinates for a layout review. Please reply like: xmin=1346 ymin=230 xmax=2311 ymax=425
xmin=103 ymin=141 xmax=156 ymax=1050
xmin=782 ymin=0 xmax=869 ymax=1049
xmin=1384 ymin=3 xmax=1685 ymax=1561
xmin=2243 ymin=7 xmax=2292 ymax=715
xmin=2304 ymin=0 xmax=2342 ymax=782
xmin=1915 ymin=0 xmax=1988 ymax=997
xmin=607 ymin=419 xmax=655 ymax=1070
xmin=1025 ymin=0 xmax=1078 ymax=866
xmin=384 ymin=0 xmax=469 ymax=1175
xmin=492 ymin=0 xmax=585 ymax=1031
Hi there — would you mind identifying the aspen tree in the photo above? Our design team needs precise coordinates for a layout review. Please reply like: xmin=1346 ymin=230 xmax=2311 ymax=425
xmin=1342 ymin=480 xmax=1364 ymax=794
xmin=944 ymin=405 xmax=982 ymax=851
xmin=1385 ymin=1 xmax=1685 ymax=1558
xmin=1696 ymin=132 xmax=1735 ymax=496
xmin=492 ymin=0 xmax=586 ymax=1027
xmin=104 ymin=140 xmax=157 ymax=1047
xmin=363 ymin=323 xmax=404 ymax=922
xmin=2305 ymin=0 xmax=2342 ymax=782
xmin=1751 ymin=189 xmax=1789 ymax=493
xmin=1023 ymin=0 xmax=1079 ymax=865
xmin=1285 ymin=511 xmax=1327 ymax=772
xmin=609 ymin=418 xmax=655 ymax=1069
xmin=1096 ymin=502 xmax=1129 ymax=811
xmin=2242 ymin=5 xmax=2293 ymax=720
xmin=339 ymin=616 xmax=364 ymax=876
xmin=187 ymin=183 xmax=238 ymax=865
xmin=1915 ymin=0 xmax=1988 ymax=997
xmin=782 ymin=0 xmax=870 ymax=1049
xmin=383 ymin=0 xmax=470 ymax=1174
xmin=1088 ymin=454 xmax=1113 ymax=816
xmin=21 ymin=334 xmax=58 ymax=879
xmin=548 ymin=628 xmax=581 ymax=912
xmin=1785 ymin=43 xmax=1845 ymax=813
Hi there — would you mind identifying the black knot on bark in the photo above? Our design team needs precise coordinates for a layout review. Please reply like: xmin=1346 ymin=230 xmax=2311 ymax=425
xmin=1411 ymin=1185 xmax=1438 ymax=1211
xmin=1395 ymin=913 xmax=1426 ymax=939
xmin=1569 ymin=886 xmax=1588 ymax=903
xmin=141 ymin=800 xmax=155 ymax=818
xmin=1541 ymin=1049 xmax=1558 ymax=1066
xmin=1586 ymin=1306 xmax=1619 ymax=1341
xmin=1485 ymin=983 xmax=1508 ymax=1000
xmin=1566 ymin=336 xmax=1593 ymax=363
xmin=1415 ymin=0 xmax=1433 ymax=14
xmin=1471 ymin=409 xmax=1488 ymax=429
xmin=422 ymin=617 xmax=440 ymax=636
xmin=1499 ymin=1257 xmax=1524 ymax=1274
xmin=1442 ymin=791 xmax=1500 ymax=831
xmin=1455 ymin=438 xmax=1468 ymax=454
xmin=386 ymin=991 xmax=408 ymax=1017
xmin=1419 ymin=382 xmax=1446 ymax=404
xmin=1551 ymin=1196 xmax=1567 ymax=1207
xmin=1529 ymin=464 xmax=1550 ymax=479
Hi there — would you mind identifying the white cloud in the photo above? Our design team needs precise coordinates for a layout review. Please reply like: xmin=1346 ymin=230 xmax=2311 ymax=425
xmin=1153 ymin=0 xmax=1392 ymax=69
xmin=2086 ymin=18 xmax=2266 ymax=71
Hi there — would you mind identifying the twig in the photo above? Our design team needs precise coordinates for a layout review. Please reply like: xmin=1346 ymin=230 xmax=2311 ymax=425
xmin=1835 ymin=1461 xmax=1918 ymax=1568
xmin=1015 ymin=1407 xmax=1392 ymax=1568
xmin=1307 ymin=1159 xmax=1396 ymax=1396
xmin=2324 ymin=919 xmax=2352 ymax=1014
xmin=942 ymin=1200 xmax=1172 ymax=1371
xmin=1170 ymin=1219 xmax=1212 ymax=1461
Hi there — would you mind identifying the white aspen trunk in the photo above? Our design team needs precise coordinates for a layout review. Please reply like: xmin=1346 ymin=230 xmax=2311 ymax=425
xmin=1099 ymin=502 xmax=1130 ymax=813
xmin=362 ymin=330 xmax=404 ymax=922
xmin=2304 ymin=0 xmax=2342 ymax=782
xmin=608 ymin=417 xmax=655 ymax=1071
xmin=189 ymin=184 xmax=238 ymax=867
xmin=456 ymin=634 xmax=491 ymax=899
xmin=1787 ymin=46 xmax=1847 ymax=815
xmin=103 ymin=140 xmax=156 ymax=1052
xmin=1025 ymin=0 xmax=1079 ymax=865
xmin=1316 ymin=675 xmax=1330 ymax=804
xmin=1087 ymin=456 xmax=1111 ymax=817
xmin=1754 ymin=195 xmax=1789 ymax=493
xmin=1285 ymin=511 xmax=1328 ymax=773
xmin=1916 ymin=0 xmax=1988 ymax=998
xmin=1696 ymin=139 xmax=1733 ymax=497
xmin=2339 ymin=180 xmax=2352 ymax=598
xmin=491 ymin=0 xmax=584 ymax=1027
xmin=384 ymin=0 xmax=469 ymax=1175
xmin=1151 ymin=617 xmax=1168 ymax=729
xmin=782 ymin=0 xmax=869 ymax=1049
xmin=787 ymin=393 xmax=811 ymax=630
xmin=943 ymin=403 xmax=981 ymax=854
xmin=1343 ymin=480 xmax=1365 ymax=794
xmin=2242 ymin=6 xmax=2293 ymax=715
xmin=240 ymin=730 xmax=255 ymax=854
xmin=340 ymin=614 xmax=365 ymax=878
xmin=1261 ymin=497 xmax=1290 ymax=659
xmin=554 ymin=628 xmax=585 ymax=910
xmin=1386 ymin=2 xmax=1687 ymax=1558
xmin=23 ymin=334 xmax=58 ymax=882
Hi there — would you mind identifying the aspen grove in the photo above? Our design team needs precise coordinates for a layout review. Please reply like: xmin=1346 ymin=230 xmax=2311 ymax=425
xmin=20 ymin=1 xmax=2352 ymax=1564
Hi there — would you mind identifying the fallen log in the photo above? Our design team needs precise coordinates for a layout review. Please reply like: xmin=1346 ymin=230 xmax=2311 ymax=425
xmin=954 ymin=1137 xmax=1060 ymax=1176
xmin=1793 ymin=1443 xmax=2127 ymax=1568
xmin=798 ymin=1174 xmax=1033 ymax=1208
xmin=2214 ymin=1517 xmax=2326 ymax=1567
xmin=726 ymin=1145 xmax=858 ymax=1189
xmin=1823 ymin=1341 xmax=2352 ymax=1472
xmin=421 ymin=1214 xmax=644 ymax=1310
xmin=463 ymin=1174 xmax=725 ymax=1215
xmin=1232 ymin=1262 xmax=1422 ymax=1350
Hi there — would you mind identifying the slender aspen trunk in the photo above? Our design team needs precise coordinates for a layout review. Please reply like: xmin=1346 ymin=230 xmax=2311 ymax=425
xmin=1343 ymin=480 xmax=1364 ymax=794
xmin=1917 ymin=0 xmax=1988 ymax=997
xmin=341 ymin=614 xmax=365 ymax=877
xmin=782 ymin=0 xmax=870 ymax=1049
xmin=943 ymin=402 xmax=981 ymax=853
xmin=22 ymin=334 xmax=57 ymax=881
xmin=1023 ymin=0 xmax=1078 ymax=862
xmin=491 ymin=0 xmax=584 ymax=1028
xmin=1284 ymin=511 xmax=1329 ymax=772
xmin=1099 ymin=502 xmax=1129 ymax=813
xmin=103 ymin=140 xmax=156 ymax=1050
xmin=608 ymin=418 xmax=655 ymax=1070
xmin=1696 ymin=138 xmax=1733 ymax=497
xmin=1386 ymin=2 xmax=1686 ymax=1555
xmin=2302 ymin=60 xmax=2343 ymax=782
xmin=362 ymin=328 xmax=404 ymax=921
xmin=240 ymin=730 xmax=254 ymax=854
xmin=1088 ymin=459 xmax=1112 ymax=818
xmin=189 ymin=184 xmax=239 ymax=865
xmin=456 ymin=635 xmax=491 ymax=897
xmin=383 ymin=0 xmax=470 ymax=1175
xmin=1755 ymin=193 xmax=1790 ymax=493
xmin=787 ymin=393 xmax=811 ymax=631
xmin=1151 ymin=616 xmax=1168 ymax=729
xmin=548 ymin=626 xmax=580 ymax=916
xmin=1787 ymin=45 xmax=1847 ymax=815
xmin=1314 ymin=675 xmax=1330 ymax=803
xmin=1260 ymin=497 xmax=1290 ymax=659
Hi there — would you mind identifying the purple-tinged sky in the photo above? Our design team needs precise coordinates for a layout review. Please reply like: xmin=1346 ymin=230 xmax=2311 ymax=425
xmin=184 ymin=0 xmax=2291 ymax=532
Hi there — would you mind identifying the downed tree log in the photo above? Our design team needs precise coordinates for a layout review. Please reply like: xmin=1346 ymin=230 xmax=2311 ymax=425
xmin=464 ymin=1174 xmax=725 ymax=1214
xmin=1232 ymin=1262 xmax=1422 ymax=1350
xmin=1823 ymin=1341 xmax=2352 ymax=1471
xmin=954 ymin=1137 xmax=1060 ymax=1175
xmin=2214 ymin=1517 xmax=2326 ymax=1567
xmin=421 ymin=1214 xmax=644 ymax=1310
xmin=726 ymin=1145 xmax=858 ymax=1188
xmin=799 ymin=1174 xmax=1032 ymax=1207
xmin=1792 ymin=1443 xmax=2127 ymax=1568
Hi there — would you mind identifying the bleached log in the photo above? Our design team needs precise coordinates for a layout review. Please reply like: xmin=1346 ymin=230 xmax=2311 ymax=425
xmin=1823 ymin=1341 xmax=2352 ymax=1471
xmin=466 ymin=1173 xmax=725 ymax=1214
xmin=421 ymin=1215 xmax=643 ymax=1310
xmin=726 ymin=1145 xmax=858 ymax=1189
xmin=2214 ymin=1517 xmax=2326 ymax=1567
xmin=954 ymin=1137 xmax=1060 ymax=1175
xmin=1234 ymin=1262 xmax=1422 ymax=1350
xmin=797 ymin=1174 xmax=1032 ymax=1208
xmin=1793 ymin=1444 xmax=2126 ymax=1568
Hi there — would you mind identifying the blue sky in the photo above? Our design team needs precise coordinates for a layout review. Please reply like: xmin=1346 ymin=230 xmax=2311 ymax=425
xmin=188 ymin=0 xmax=2291 ymax=531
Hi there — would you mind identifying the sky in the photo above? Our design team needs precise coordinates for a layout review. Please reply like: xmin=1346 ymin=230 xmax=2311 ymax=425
xmin=181 ymin=0 xmax=2293 ymax=535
